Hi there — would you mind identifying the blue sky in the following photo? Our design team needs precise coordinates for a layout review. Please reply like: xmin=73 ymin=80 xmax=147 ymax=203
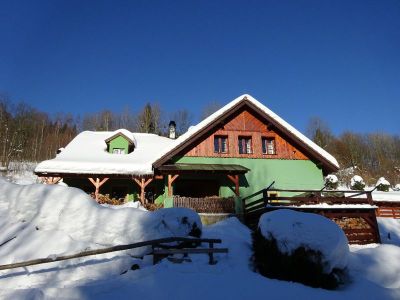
xmin=0 ymin=0 xmax=399 ymax=134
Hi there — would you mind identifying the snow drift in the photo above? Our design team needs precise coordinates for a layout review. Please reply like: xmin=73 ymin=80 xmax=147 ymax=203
xmin=0 ymin=179 xmax=201 ymax=263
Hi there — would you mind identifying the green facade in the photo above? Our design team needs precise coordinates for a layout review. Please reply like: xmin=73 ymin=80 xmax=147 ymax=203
xmin=158 ymin=156 xmax=324 ymax=211
xmin=108 ymin=136 xmax=130 ymax=154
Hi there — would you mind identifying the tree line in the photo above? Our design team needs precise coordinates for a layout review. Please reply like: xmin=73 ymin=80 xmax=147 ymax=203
xmin=1 ymin=94 xmax=398 ymax=186
xmin=307 ymin=117 xmax=400 ymax=186
xmin=0 ymin=95 xmax=220 ymax=169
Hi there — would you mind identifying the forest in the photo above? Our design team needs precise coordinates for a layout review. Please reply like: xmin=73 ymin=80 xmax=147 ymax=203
xmin=0 ymin=94 xmax=398 ymax=186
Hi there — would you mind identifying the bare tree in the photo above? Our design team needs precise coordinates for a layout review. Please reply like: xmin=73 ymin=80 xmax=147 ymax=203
xmin=201 ymin=101 xmax=222 ymax=119
xmin=170 ymin=109 xmax=193 ymax=136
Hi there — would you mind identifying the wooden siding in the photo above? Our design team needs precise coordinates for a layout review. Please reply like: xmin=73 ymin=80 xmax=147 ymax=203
xmin=184 ymin=108 xmax=309 ymax=160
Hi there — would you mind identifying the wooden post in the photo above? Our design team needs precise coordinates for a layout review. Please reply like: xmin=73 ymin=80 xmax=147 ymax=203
xmin=88 ymin=177 xmax=109 ymax=201
xmin=227 ymin=174 xmax=240 ymax=196
xmin=167 ymin=174 xmax=179 ymax=197
xmin=133 ymin=177 xmax=153 ymax=205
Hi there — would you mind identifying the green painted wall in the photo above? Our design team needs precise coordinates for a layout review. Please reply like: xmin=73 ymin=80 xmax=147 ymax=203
xmin=174 ymin=157 xmax=324 ymax=209
xmin=108 ymin=136 xmax=130 ymax=154
xmin=156 ymin=156 xmax=324 ymax=211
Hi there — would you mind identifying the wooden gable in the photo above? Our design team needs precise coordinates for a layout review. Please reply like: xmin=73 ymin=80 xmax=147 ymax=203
xmin=154 ymin=96 xmax=339 ymax=174
xmin=182 ymin=107 xmax=310 ymax=160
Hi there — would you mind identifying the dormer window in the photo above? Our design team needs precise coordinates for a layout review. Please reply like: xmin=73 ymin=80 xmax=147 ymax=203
xmin=112 ymin=148 xmax=125 ymax=154
xmin=105 ymin=130 xmax=135 ymax=155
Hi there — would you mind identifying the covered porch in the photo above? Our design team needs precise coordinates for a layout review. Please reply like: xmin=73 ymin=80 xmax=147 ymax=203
xmin=157 ymin=163 xmax=249 ymax=213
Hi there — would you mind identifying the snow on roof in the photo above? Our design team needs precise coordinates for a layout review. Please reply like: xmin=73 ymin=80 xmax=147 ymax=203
xmin=36 ymin=94 xmax=339 ymax=176
xmin=105 ymin=129 xmax=137 ymax=146
xmin=35 ymin=131 xmax=175 ymax=175
xmin=154 ymin=94 xmax=339 ymax=169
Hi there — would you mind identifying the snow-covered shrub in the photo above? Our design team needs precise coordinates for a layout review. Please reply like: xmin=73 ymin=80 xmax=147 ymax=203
xmin=252 ymin=210 xmax=349 ymax=289
xmin=350 ymin=175 xmax=365 ymax=190
xmin=375 ymin=177 xmax=390 ymax=192
xmin=324 ymin=174 xmax=339 ymax=190
xmin=394 ymin=184 xmax=400 ymax=191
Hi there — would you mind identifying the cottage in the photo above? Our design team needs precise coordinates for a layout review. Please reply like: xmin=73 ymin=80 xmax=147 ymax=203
xmin=35 ymin=94 xmax=339 ymax=213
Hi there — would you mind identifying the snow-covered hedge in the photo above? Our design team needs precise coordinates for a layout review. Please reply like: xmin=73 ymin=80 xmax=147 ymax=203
xmin=325 ymin=174 xmax=339 ymax=190
xmin=0 ymin=180 xmax=202 ymax=261
xmin=350 ymin=175 xmax=365 ymax=190
xmin=394 ymin=184 xmax=400 ymax=191
xmin=252 ymin=210 xmax=349 ymax=289
xmin=375 ymin=177 xmax=390 ymax=192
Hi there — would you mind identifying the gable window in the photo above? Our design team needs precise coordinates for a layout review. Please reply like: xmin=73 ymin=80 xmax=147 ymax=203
xmin=238 ymin=136 xmax=252 ymax=154
xmin=113 ymin=148 xmax=125 ymax=154
xmin=262 ymin=137 xmax=276 ymax=155
xmin=214 ymin=136 xmax=228 ymax=153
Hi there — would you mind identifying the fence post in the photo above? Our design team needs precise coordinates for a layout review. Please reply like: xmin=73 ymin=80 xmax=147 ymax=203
xmin=366 ymin=192 xmax=373 ymax=205
xmin=208 ymin=242 xmax=215 ymax=265
xmin=263 ymin=189 xmax=269 ymax=206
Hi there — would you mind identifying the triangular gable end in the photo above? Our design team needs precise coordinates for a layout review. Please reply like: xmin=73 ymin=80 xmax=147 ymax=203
xmin=153 ymin=95 xmax=339 ymax=174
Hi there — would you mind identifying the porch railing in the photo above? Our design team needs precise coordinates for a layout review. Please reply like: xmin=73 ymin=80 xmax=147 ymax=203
xmin=173 ymin=196 xmax=235 ymax=213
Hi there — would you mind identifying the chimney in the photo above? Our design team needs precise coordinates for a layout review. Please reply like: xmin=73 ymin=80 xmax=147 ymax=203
xmin=168 ymin=121 xmax=176 ymax=139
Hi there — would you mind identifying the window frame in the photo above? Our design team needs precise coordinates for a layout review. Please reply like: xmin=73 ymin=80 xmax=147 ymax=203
xmin=213 ymin=135 xmax=228 ymax=154
xmin=238 ymin=136 xmax=253 ymax=154
xmin=112 ymin=148 xmax=126 ymax=154
xmin=262 ymin=137 xmax=276 ymax=155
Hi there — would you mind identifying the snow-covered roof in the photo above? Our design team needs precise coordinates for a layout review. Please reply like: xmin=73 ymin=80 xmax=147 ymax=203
xmin=36 ymin=94 xmax=339 ymax=176
xmin=105 ymin=129 xmax=136 ymax=146
xmin=154 ymin=94 xmax=339 ymax=170
xmin=35 ymin=131 xmax=175 ymax=176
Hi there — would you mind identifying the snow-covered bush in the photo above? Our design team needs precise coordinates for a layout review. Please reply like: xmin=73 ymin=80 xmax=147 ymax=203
xmin=350 ymin=175 xmax=365 ymax=190
xmin=394 ymin=184 xmax=400 ymax=191
xmin=324 ymin=174 xmax=339 ymax=190
xmin=375 ymin=177 xmax=390 ymax=192
xmin=252 ymin=210 xmax=349 ymax=289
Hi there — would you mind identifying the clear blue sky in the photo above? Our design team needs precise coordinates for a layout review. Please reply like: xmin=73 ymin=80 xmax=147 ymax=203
xmin=0 ymin=0 xmax=399 ymax=135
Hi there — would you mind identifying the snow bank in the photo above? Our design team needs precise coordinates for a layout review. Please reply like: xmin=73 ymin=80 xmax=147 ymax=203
xmin=378 ymin=218 xmax=400 ymax=245
xmin=259 ymin=209 xmax=349 ymax=271
xmin=0 ymin=180 xmax=201 ymax=263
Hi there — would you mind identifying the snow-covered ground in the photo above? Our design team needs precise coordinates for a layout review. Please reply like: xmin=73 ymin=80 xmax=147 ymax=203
xmin=1 ymin=162 xmax=39 ymax=185
xmin=0 ymin=180 xmax=400 ymax=299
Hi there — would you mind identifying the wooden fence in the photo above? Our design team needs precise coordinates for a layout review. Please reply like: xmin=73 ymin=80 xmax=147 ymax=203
xmin=242 ymin=187 xmax=381 ymax=244
xmin=375 ymin=202 xmax=400 ymax=219
xmin=173 ymin=196 xmax=235 ymax=213
xmin=0 ymin=237 xmax=228 ymax=271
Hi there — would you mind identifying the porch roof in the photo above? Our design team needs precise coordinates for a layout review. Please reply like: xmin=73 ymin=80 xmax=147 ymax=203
xmin=157 ymin=163 xmax=249 ymax=174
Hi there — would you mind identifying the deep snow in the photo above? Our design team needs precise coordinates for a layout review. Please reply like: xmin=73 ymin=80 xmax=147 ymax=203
xmin=0 ymin=180 xmax=400 ymax=299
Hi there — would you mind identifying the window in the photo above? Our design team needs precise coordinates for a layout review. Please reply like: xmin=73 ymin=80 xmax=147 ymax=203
xmin=112 ymin=148 xmax=125 ymax=154
xmin=238 ymin=136 xmax=252 ymax=154
xmin=262 ymin=137 xmax=276 ymax=155
xmin=214 ymin=136 xmax=228 ymax=153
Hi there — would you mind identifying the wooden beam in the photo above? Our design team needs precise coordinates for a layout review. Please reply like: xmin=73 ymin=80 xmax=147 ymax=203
xmin=168 ymin=174 xmax=179 ymax=197
xmin=132 ymin=177 xmax=153 ymax=205
xmin=88 ymin=177 xmax=109 ymax=201
xmin=227 ymin=174 xmax=240 ymax=196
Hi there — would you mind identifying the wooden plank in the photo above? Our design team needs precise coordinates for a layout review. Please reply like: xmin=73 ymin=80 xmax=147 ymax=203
xmin=153 ymin=248 xmax=228 ymax=255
